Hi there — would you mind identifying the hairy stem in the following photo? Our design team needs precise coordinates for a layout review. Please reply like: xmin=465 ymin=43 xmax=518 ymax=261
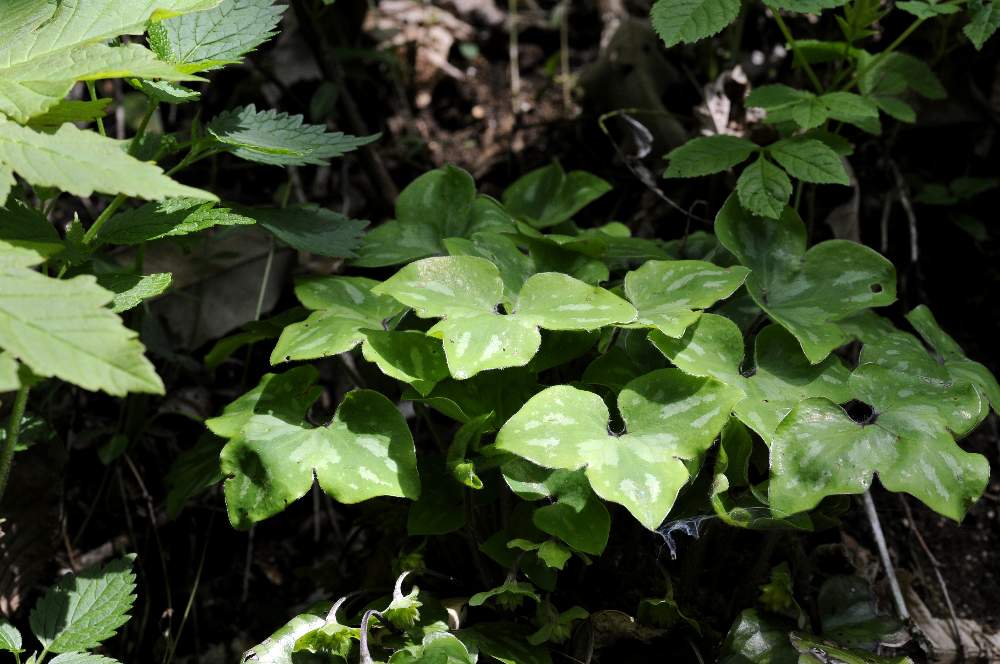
xmin=0 ymin=385 xmax=29 ymax=506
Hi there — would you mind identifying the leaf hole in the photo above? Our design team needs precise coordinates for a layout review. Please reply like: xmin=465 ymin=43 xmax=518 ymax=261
xmin=870 ymin=283 xmax=883 ymax=293
xmin=844 ymin=400 xmax=877 ymax=426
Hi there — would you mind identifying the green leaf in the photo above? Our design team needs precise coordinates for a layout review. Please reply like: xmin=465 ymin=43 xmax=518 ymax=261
xmin=49 ymin=653 xmax=122 ymax=664
xmin=29 ymin=556 xmax=137 ymax=654
xmin=26 ymin=99 xmax=112 ymax=129
xmin=720 ymin=609 xmax=798 ymax=664
xmin=458 ymin=623 xmax=554 ymax=664
xmin=360 ymin=329 xmax=450 ymax=397
xmin=0 ymin=200 xmax=63 ymax=257
xmin=445 ymin=232 xmax=535 ymax=295
xmin=0 ymin=120 xmax=214 ymax=201
xmin=496 ymin=369 xmax=738 ymax=529
xmin=746 ymin=84 xmax=812 ymax=111
xmin=0 ymin=619 xmax=21 ymax=653
xmin=0 ymin=351 xmax=19 ymax=391
xmin=243 ymin=604 xmax=329 ymax=664
xmin=270 ymin=276 xmax=405 ymax=363
xmin=536 ymin=540 xmax=572 ymax=569
xmin=964 ymin=0 xmax=1000 ymax=49
xmin=165 ymin=434 xmax=224 ymax=519
xmin=763 ymin=0 xmax=849 ymax=12
xmin=651 ymin=0 xmax=741 ymax=47
xmin=389 ymin=632 xmax=476 ymax=664
xmin=663 ymin=136 xmax=758 ymax=178
xmin=207 ymin=105 xmax=380 ymax=166
xmin=651 ymin=314 xmax=852 ymax=442
xmin=96 ymin=198 xmax=253 ymax=246
xmin=859 ymin=52 xmax=946 ymax=100
xmin=502 ymin=162 xmax=611 ymax=228
xmin=767 ymin=138 xmax=849 ymax=185
xmin=816 ymin=92 xmax=881 ymax=131
xmin=896 ymin=0 xmax=960 ymax=17
xmin=0 ymin=0 xmax=217 ymax=121
xmin=96 ymin=272 xmax=172 ymax=313
xmin=791 ymin=633 xmax=913 ymax=663
xmin=150 ymin=0 xmax=285 ymax=71
xmin=373 ymin=256 xmax=635 ymax=379
xmin=399 ymin=164 xmax=477 ymax=239
xmin=220 ymin=390 xmax=420 ymax=528
xmin=206 ymin=366 xmax=322 ymax=439
xmin=408 ymin=454 xmax=466 ymax=535
xmin=747 ymin=86 xmax=879 ymax=133
xmin=736 ymin=156 xmax=792 ymax=218
xmin=770 ymin=391 xmax=988 ymax=521
xmin=244 ymin=205 xmax=368 ymax=258
xmin=204 ymin=308 xmax=306 ymax=370
xmin=469 ymin=580 xmax=540 ymax=609
xmin=715 ymin=195 xmax=896 ymax=362
xmin=624 ymin=259 xmax=749 ymax=337
xmin=0 ymin=242 xmax=163 ymax=395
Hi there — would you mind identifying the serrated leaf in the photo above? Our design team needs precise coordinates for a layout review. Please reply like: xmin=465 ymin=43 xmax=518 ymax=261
xmin=96 ymin=272 xmax=172 ymax=313
xmin=502 ymin=162 xmax=611 ymax=228
xmin=496 ymin=369 xmax=738 ymax=529
xmin=768 ymin=138 xmax=849 ymax=185
xmin=244 ymin=205 xmax=368 ymax=258
xmin=373 ymin=256 xmax=635 ymax=379
xmin=205 ymin=366 xmax=322 ymax=439
xmin=29 ymin=556 xmax=137 ymax=654
xmin=26 ymin=99 xmax=112 ymax=129
xmin=50 ymin=653 xmax=122 ymax=664
xmin=207 ymin=105 xmax=379 ymax=166
xmin=0 ymin=201 xmax=63 ymax=257
xmin=663 ymin=136 xmax=758 ymax=178
xmin=220 ymin=390 xmax=420 ymax=528
xmin=964 ymin=0 xmax=1000 ymax=48
xmin=651 ymin=0 xmax=741 ymax=47
xmin=748 ymin=86 xmax=879 ymax=133
xmin=96 ymin=198 xmax=253 ymax=246
xmin=0 ymin=13 xmax=207 ymax=122
xmin=0 ymin=619 xmax=21 ymax=653
xmin=769 ymin=393 xmax=989 ymax=521
xmin=715 ymin=195 xmax=896 ymax=362
xmin=651 ymin=314 xmax=852 ymax=442
xmin=859 ymin=52 xmax=946 ymax=100
xmin=0 ymin=120 xmax=214 ymax=201
xmin=151 ymin=0 xmax=285 ymax=71
xmin=270 ymin=276 xmax=405 ymax=362
xmin=736 ymin=157 xmax=792 ymax=218
xmin=623 ymin=260 xmax=749 ymax=337
xmin=763 ymin=0 xmax=849 ymax=12
xmin=0 ymin=242 xmax=163 ymax=395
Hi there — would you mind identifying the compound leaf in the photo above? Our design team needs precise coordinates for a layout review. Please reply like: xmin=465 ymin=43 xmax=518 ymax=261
xmin=207 ymin=105 xmax=379 ymax=166
xmin=663 ymin=136 xmax=758 ymax=178
xmin=624 ymin=260 xmax=749 ymax=337
xmin=29 ymin=556 xmax=137 ymax=654
xmin=715 ymin=195 xmax=896 ymax=363
xmin=0 ymin=242 xmax=163 ymax=395
xmin=736 ymin=156 xmax=792 ymax=218
xmin=767 ymin=138 xmax=850 ymax=185
xmin=0 ymin=120 xmax=214 ymax=201
xmin=651 ymin=0 xmax=742 ymax=47
xmin=220 ymin=390 xmax=420 ymax=528
xmin=964 ymin=0 xmax=1000 ymax=49
xmin=496 ymin=369 xmax=738 ymax=529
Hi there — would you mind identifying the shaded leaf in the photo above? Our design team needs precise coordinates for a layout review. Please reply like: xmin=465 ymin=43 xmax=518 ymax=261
xmin=736 ymin=157 xmax=792 ymax=219
xmin=651 ymin=0 xmax=741 ymax=47
xmin=502 ymin=162 xmax=611 ymax=228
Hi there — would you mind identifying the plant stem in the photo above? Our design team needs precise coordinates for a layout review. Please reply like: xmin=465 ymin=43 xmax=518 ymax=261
xmin=841 ymin=17 xmax=926 ymax=91
xmin=87 ymin=81 xmax=106 ymax=137
xmin=771 ymin=12 xmax=824 ymax=93
xmin=0 ymin=385 xmax=29 ymax=506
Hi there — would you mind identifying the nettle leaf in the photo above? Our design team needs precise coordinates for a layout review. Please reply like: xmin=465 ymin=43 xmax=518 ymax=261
xmin=0 ymin=120 xmax=214 ymax=203
xmin=96 ymin=272 xmax=172 ymax=313
xmin=502 ymin=162 xmax=611 ymax=228
xmin=716 ymin=195 xmax=896 ymax=363
xmin=650 ymin=0 xmax=741 ymax=48
xmin=623 ymin=260 xmax=749 ymax=337
xmin=767 ymin=138 xmax=850 ymax=185
xmin=220 ymin=390 xmax=420 ymax=528
xmin=768 ymin=393 xmax=989 ymax=521
xmin=0 ymin=200 xmax=63 ymax=257
xmin=0 ymin=242 xmax=163 ymax=395
xmin=49 ymin=654 xmax=122 ymax=664
xmin=736 ymin=156 xmax=792 ymax=219
xmin=651 ymin=314 xmax=852 ymax=442
xmin=355 ymin=165 xmax=515 ymax=267
xmin=0 ymin=619 xmax=21 ymax=653
xmin=373 ymin=256 xmax=636 ymax=379
xmin=29 ymin=555 xmax=137 ymax=654
xmin=243 ymin=205 xmax=368 ymax=258
xmin=496 ymin=369 xmax=738 ymax=530
xmin=96 ymin=198 xmax=254 ymax=246
xmin=207 ymin=105 xmax=379 ymax=166
xmin=150 ymin=0 xmax=285 ymax=72
xmin=663 ymin=136 xmax=758 ymax=178
xmin=0 ymin=0 xmax=216 ymax=121
xmin=964 ymin=0 xmax=1000 ymax=50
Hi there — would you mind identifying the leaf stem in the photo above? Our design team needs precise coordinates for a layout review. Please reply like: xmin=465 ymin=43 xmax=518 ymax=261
xmin=771 ymin=12 xmax=824 ymax=93
xmin=0 ymin=385 xmax=29 ymax=506
xmin=86 ymin=81 xmax=106 ymax=137
xmin=840 ymin=17 xmax=927 ymax=91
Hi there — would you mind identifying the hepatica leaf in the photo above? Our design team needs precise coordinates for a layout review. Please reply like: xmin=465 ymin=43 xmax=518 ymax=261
xmin=220 ymin=390 xmax=419 ymax=528
xmin=373 ymin=256 xmax=636 ymax=379
xmin=502 ymin=162 xmax=611 ymax=229
xmin=624 ymin=260 xmax=749 ymax=337
xmin=496 ymin=369 xmax=738 ymax=529
xmin=651 ymin=313 xmax=852 ymax=442
xmin=205 ymin=366 xmax=323 ymax=439
xmin=716 ymin=195 xmax=896 ymax=363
